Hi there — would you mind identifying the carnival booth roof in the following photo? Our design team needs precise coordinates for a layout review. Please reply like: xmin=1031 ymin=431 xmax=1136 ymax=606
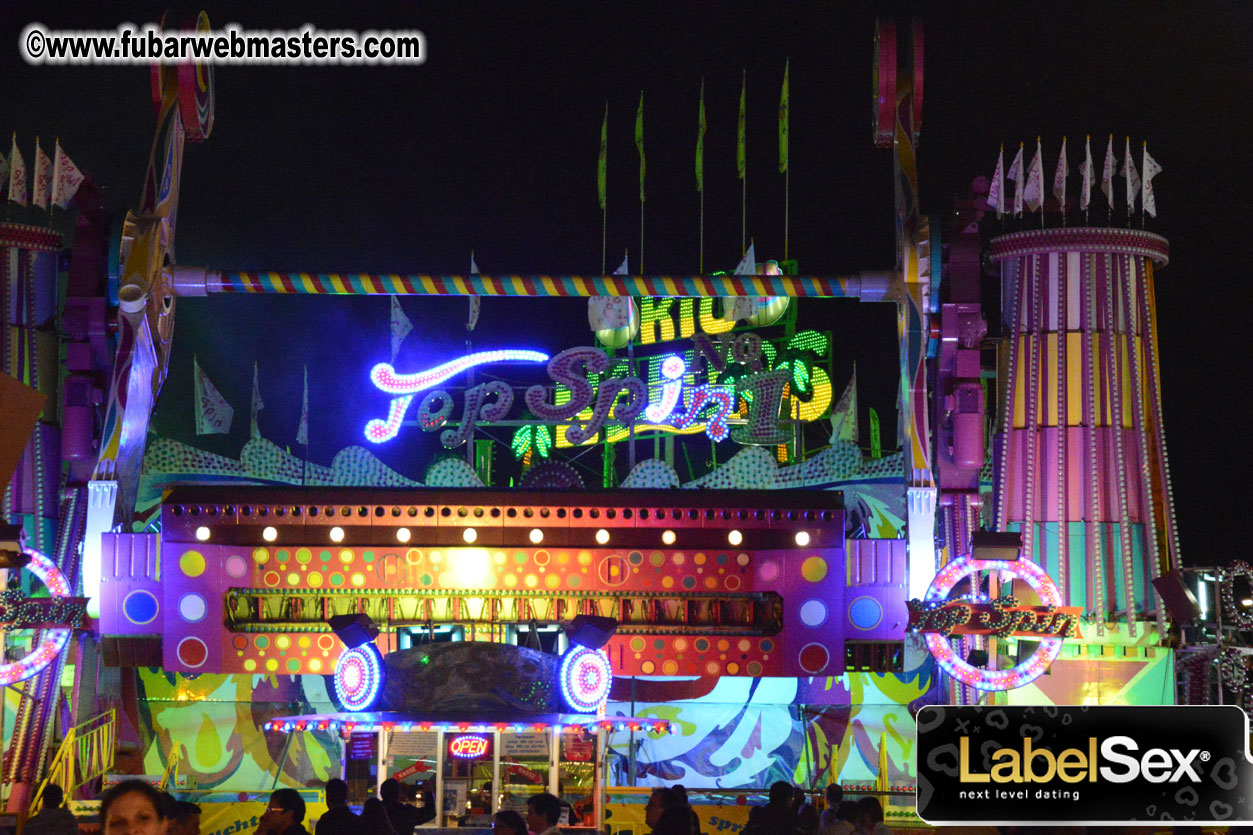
xmin=262 ymin=712 xmax=677 ymax=734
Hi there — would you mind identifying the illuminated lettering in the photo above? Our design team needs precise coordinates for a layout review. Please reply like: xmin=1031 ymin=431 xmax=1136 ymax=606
xmin=644 ymin=356 xmax=686 ymax=423
xmin=732 ymin=369 xmax=791 ymax=445
xmin=441 ymin=381 xmax=514 ymax=448
xmin=638 ymin=298 xmax=675 ymax=344
xmin=526 ymin=347 xmax=605 ymax=420
xmin=449 ymin=734 xmax=490 ymax=758
xmin=566 ymin=375 xmax=647 ymax=445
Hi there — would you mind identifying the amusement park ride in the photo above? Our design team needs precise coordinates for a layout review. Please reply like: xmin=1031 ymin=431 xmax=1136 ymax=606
xmin=0 ymin=9 xmax=1206 ymax=831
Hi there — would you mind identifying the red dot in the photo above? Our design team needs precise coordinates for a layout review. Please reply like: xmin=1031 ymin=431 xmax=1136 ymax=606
xmin=798 ymin=643 xmax=829 ymax=674
xmin=178 ymin=637 xmax=208 ymax=668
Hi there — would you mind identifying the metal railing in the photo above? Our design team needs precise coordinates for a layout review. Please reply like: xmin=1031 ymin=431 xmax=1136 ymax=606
xmin=18 ymin=709 xmax=116 ymax=832
xmin=157 ymin=747 xmax=181 ymax=793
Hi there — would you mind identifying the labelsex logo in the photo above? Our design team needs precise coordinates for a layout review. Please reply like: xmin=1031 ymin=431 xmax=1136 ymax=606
xmin=960 ymin=736 xmax=1207 ymax=784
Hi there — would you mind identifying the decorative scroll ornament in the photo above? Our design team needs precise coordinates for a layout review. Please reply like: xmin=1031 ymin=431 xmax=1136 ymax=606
xmin=913 ymin=554 xmax=1072 ymax=691
xmin=1217 ymin=562 xmax=1253 ymax=630
xmin=0 ymin=550 xmax=74 ymax=685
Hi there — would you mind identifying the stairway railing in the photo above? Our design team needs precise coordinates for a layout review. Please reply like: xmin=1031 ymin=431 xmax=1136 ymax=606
xmin=17 ymin=709 xmax=116 ymax=832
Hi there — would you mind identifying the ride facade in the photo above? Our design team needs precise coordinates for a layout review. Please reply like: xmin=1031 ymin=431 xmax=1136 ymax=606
xmin=0 ymin=12 xmax=1196 ymax=833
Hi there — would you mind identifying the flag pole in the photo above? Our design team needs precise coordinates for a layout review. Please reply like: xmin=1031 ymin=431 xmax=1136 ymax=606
xmin=600 ymin=100 xmax=608 ymax=275
xmin=731 ymin=68 xmax=741 ymax=252
xmin=698 ymin=77 xmax=705 ymax=275
xmin=1039 ymin=136 xmax=1045 ymax=231
xmin=302 ymin=373 xmax=308 ymax=489
xmin=782 ymin=60 xmax=789 ymax=262
xmin=784 ymin=168 xmax=789 ymax=262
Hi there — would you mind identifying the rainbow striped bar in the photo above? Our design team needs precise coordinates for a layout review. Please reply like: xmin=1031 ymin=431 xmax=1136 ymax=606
xmin=208 ymin=271 xmax=894 ymax=299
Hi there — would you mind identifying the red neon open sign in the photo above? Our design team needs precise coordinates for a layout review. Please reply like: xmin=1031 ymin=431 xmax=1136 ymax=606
xmin=448 ymin=734 xmax=490 ymax=759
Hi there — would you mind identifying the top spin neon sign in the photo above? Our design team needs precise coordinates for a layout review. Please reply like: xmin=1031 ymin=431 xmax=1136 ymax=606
xmin=365 ymin=330 xmax=833 ymax=447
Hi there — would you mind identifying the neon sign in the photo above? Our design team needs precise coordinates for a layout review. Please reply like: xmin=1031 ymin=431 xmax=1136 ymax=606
xmin=448 ymin=734 xmax=491 ymax=759
xmin=559 ymin=646 xmax=611 ymax=713
xmin=367 ymin=330 xmax=831 ymax=447
xmin=908 ymin=596 xmax=1082 ymax=640
xmin=365 ymin=350 xmax=550 ymax=443
xmin=334 ymin=643 xmax=384 ymax=711
xmin=913 ymin=555 xmax=1075 ymax=691
xmin=0 ymin=550 xmax=73 ymax=686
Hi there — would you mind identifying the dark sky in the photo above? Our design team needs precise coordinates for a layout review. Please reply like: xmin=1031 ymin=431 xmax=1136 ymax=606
xmin=1 ymin=2 xmax=1249 ymax=568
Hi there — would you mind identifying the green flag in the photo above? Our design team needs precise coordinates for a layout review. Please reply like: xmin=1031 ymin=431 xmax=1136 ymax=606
xmin=737 ymin=73 xmax=746 ymax=180
xmin=597 ymin=101 xmax=607 ymax=211
xmin=869 ymin=406 xmax=882 ymax=459
xmin=696 ymin=79 xmax=706 ymax=192
xmin=635 ymin=92 xmax=645 ymax=203
xmin=778 ymin=59 xmax=789 ymax=173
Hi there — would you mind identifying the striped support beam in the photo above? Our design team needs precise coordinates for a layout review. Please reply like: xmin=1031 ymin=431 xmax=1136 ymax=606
xmin=210 ymin=272 xmax=891 ymax=299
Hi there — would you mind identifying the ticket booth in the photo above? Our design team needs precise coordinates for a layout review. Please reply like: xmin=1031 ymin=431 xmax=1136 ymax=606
xmin=267 ymin=712 xmax=674 ymax=832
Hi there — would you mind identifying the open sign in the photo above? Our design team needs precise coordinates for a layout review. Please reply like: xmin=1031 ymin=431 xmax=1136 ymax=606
xmin=448 ymin=734 xmax=491 ymax=759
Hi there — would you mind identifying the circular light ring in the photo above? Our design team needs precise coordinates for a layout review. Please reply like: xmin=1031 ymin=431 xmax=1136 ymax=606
xmin=334 ymin=643 xmax=384 ymax=711
xmin=559 ymin=647 xmax=612 ymax=713
xmin=195 ymin=526 xmax=211 ymax=542
xmin=922 ymin=554 xmax=1064 ymax=691
xmin=0 ymin=550 xmax=72 ymax=686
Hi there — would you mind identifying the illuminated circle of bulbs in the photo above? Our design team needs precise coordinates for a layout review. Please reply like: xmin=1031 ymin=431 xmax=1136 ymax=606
xmin=595 ymin=529 xmax=610 ymax=545
xmin=330 ymin=526 xmax=345 ymax=543
xmin=727 ymin=530 xmax=743 ymax=546
xmin=396 ymin=528 xmax=411 ymax=543
xmin=0 ymin=549 xmax=72 ymax=686
xmin=529 ymin=529 xmax=544 ymax=544
xmin=559 ymin=646 xmax=612 ymax=713
xmin=795 ymin=531 xmax=810 ymax=547
xmin=463 ymin=528 xmax=478 ymax=544
xmin=662 ymin=530 xmax=676 ymax=545
xmin=262 ymin=526 xmax=278 ymax=542
xmin=334 ymin=643 xmax=384 ymax=711
xmin=194 ymin=526 xmax=211 ymax=542
xmin=922 ymin=554 xmax=1065 ymax=691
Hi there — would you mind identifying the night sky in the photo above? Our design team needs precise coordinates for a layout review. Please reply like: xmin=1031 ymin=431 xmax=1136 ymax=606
xmin=1 ymin=3 xmax=1248 ymax=568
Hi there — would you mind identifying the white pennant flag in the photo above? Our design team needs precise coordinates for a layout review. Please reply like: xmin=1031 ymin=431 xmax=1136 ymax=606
xmin=193 ymin=357 xmax=234 ymax=435
xmin=250 ymin=362 xmax=265 ymax=440
xmin=32 ymin=139 xmax=52 ymax=210
xmin=725 ymin=243 xmax=760 ymax=322
xmin=613 ymin=251 xmax=629 ymax=274
xmin=828 ymin=365 xmax=858 ymax=444
xmin=986 ymin=145 xmax=1005 ymax=216
xmin=1007 ymin=143 xmax=1025 ymax=216
xmin=390 ymin=296 xmax=413 ymax=361
xmin=1052 ymin=136 xmax=1068 ymax=210
xmin=1079 ymin=135 xmax=1094 ymax=212
xmin=8 ymin=134 xmax=27 ymax=207
xmin=1022 ymin=137 xmax=1044 ymax=213
xmin=51 ymin=140 xmax=85 ymax=209
xmin=1122 ymin=136 xmax=1140 ymax=214
xmin=467 ymin=252 xmax=481 ymax=332
xmin=1142 ymin=142 xmax=1162 ymax=218
xmin=733 ymin=242 xmax=756 ymax=275
xmin=1100 ymin=134 xmax=1116 ymax=209
xmin=295 ymin=365 xmax=309 ymax=446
